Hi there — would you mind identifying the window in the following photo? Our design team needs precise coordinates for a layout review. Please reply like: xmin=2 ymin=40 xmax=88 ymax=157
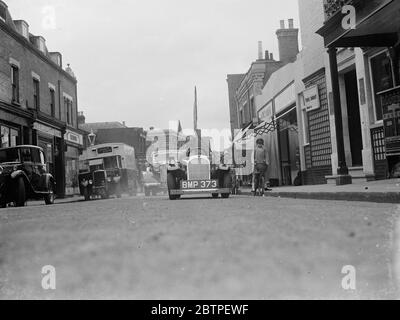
xmin=39 ymin=150 xmax=46 ymax=165
xmin=31 ymin=148 xmax=41 ymax=163
xmin=0 ymin=3 xmax=6 ymax=22
xmin=33 ymin=78 xmax=40 ymax=110
xmin=0 ymin=126 xmax=19 ymax=148
xmin=370 ymin=51 xmax=395 ymax=121
xmin=65 ymin=97 xmax=73 ymax=125
xmin=50 ymin=88 xmax=56 ymax=117
xmin=250 ymin=97 xmax=255 ymax=120
xmin=20 ymin=147 xmax=32 ymax=162
xmin=11 ymin=65 xmax=19 ymax=103
xmin=0 ymin=148 xmax=19 ymax=163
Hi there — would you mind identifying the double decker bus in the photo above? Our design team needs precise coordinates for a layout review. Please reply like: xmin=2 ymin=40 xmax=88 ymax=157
xmin=78 ymin=143 xmax=140 ymax=200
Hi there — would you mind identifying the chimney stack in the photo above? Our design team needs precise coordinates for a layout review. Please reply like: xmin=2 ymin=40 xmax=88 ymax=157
xmin=78 ymin=111 xmax=86 ymax=125
xmin=276 ymin=19 xmax=299 ymax=64
xmin=258 ymin=41 xmax=263 ymax=60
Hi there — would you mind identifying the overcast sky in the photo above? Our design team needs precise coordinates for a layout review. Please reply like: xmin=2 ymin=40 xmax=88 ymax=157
xmin=7 ymin=0 xmax=300 ymax=132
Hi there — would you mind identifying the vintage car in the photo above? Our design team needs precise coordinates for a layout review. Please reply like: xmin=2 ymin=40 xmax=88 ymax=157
xmin=166 ymin=148 xmax=232 ymax=200
xmin=0 ymin=145 xmax=56 ymax=207
xmin=78 ymin=143 xmax=140 ymax=200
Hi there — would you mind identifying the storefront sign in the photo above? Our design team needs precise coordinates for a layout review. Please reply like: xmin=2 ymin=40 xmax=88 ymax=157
xmin=64 ymin=130 xmax=83 ymax=146
xmin=304 ymin=86 xmax=320 ymax=112
xmin=33 ymin=122 xmax=62 ymax=138
xmin=275 ymin=83 xmax=295 ymax=114
xmin=258 ymin=102 xmax=273 ymax=122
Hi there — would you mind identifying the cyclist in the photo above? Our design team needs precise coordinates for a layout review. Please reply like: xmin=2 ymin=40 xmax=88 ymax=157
xmin=252 ymin=138 xmax=270 ymax=196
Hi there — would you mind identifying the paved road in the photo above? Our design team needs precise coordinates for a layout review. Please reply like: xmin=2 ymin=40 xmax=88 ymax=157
xmin=0 ymin=195 xmax=399 ymax=299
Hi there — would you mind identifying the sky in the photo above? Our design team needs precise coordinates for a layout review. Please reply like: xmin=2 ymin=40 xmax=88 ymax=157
xmin=6 ymin=0 xmax=300 ymax=132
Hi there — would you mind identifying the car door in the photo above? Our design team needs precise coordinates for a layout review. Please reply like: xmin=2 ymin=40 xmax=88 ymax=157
xmin=30 ymin=148 xmax=45 ymax=191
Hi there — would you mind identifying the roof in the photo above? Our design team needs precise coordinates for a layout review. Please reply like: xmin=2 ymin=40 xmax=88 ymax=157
xmin=79 ymin=122 xmax=127 ymax=133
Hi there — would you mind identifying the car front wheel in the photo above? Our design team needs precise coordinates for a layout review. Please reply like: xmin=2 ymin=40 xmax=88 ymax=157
xmin=221 ymin=172 xmax=231 ymax=199
xmin=167 ymin=173 xmax=179 ymax=200
xmin=14 ymin=177 xmax=26 ymax=207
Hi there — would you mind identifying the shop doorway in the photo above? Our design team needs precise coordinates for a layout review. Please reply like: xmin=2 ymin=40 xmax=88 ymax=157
xmin=277 ymin=107 xmax=299 ymax=185
xmin=344 ymin=70 xmax=363 ymax=166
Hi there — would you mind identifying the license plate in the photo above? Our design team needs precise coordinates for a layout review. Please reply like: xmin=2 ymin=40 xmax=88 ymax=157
xmin=181 ymin=180 xmax=218 ymax=190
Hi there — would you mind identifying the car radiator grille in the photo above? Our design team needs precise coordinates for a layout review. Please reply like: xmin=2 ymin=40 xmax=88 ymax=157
xmin=187 ymin=158 xmax=210 ymax=180
xmin=93 ymin=171 xmax=106 ymax=187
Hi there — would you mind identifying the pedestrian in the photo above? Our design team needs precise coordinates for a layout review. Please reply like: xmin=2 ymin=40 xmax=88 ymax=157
xmin=252 ymin=138 xmax=272 ymax=195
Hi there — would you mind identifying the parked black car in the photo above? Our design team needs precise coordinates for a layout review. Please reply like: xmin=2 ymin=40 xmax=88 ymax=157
xmin=0 ymin=146 xmax=56 ymax=207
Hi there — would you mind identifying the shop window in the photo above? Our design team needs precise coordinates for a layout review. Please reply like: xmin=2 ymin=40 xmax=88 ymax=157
xmin=11 ymin=65 xmax=19 ymax=103
xmin=370 ymin=51 xmax=395 ymax=121
xmin=1 ymin=126 xmax=9 ymax=148
xmin=10 ymin=129 xmax=18 ymax=147
xmin=1 ymin=126 xmax=19 ymax=147
xmin=33 ymin=78 xmax=40 ymax=110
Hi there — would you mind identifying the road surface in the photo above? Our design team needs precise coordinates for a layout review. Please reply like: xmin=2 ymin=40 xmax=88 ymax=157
xmin=0 ymin=195 xmax=399 ymax=299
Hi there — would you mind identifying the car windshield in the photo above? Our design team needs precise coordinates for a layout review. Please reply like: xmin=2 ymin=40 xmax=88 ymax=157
xmin=0 ymin=148 xmax=20 ymax=163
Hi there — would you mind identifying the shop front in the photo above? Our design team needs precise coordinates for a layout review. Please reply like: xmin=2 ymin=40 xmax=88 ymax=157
xmin=0 ymin=101 xmax=32 ymax=147
xmin=64 ymin=129 xmax=84 ymax=195
xmin=317 ymin=0 xmax=400 ymax=184
xmin=33 ymin=121 xmax=66 ymax=197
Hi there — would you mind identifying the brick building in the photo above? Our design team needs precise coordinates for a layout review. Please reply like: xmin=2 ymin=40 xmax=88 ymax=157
xmin=0 ymin=0 xmax=84 ymax=196
xmin=228 ymin=19 xmax=299 ymax=185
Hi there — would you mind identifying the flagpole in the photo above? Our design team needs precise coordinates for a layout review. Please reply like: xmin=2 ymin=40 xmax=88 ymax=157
xmin=194 ymin=86 xmax=198 ymax=131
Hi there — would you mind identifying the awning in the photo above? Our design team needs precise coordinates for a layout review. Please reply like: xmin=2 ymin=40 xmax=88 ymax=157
xmin=232 ymin=122 xmax=255 ymax=143
xmin=317 ymin=0 xmax=399 ymax=48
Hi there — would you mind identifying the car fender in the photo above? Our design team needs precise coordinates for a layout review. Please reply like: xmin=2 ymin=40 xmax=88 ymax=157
xmin=43 ymin=173 xmax=55 ymax=187
xmin=11 ymin=170 xmax=29 ymax=181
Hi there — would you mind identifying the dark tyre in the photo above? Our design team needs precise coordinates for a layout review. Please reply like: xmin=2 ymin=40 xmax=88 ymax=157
xmin=44 ymin=181 xmax=55 ymax=205
xmin=14 ymin=177 xmax=26 ymax=207
xmin=212 ymin=193 xmax=219 ymax=198
xmin=167 ymin=173 xmax=179 ymax=200
xmin=83 ymin=187 xmax=90 ymax=201
xmin=221 ymin=172 xmax=231 ymax=199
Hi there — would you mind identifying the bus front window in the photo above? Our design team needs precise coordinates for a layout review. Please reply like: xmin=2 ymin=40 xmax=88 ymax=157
xmin=104 ymin=156 xmax=119 ymax=169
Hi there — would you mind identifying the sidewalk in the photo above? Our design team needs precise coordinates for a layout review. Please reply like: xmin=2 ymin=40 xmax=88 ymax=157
xmin=239 ymin=179 xmax=400 ymax=203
